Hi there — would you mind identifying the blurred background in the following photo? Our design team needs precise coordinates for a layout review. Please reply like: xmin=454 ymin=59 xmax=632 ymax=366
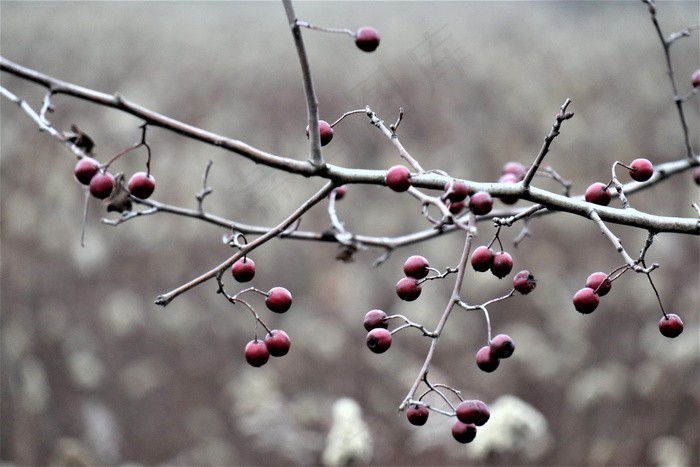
xmin=1 ymin=1 xmax=698 ymax=466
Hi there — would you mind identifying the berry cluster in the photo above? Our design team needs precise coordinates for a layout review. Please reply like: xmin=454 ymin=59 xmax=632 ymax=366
xmin=75 ymin=157 xmax=157 ymax=201
xmin=584 ymin=158 xmax=655 ymax=206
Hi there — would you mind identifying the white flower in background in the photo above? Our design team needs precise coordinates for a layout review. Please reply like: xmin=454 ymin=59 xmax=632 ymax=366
xmin=322 ymin=397 xmax=373 ymax=466
xmin=469 ymin=395 xmax=552 ymax=461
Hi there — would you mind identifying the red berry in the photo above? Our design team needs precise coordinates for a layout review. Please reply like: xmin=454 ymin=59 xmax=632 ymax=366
xmin=498 ymin=173 xmax=519 ymax=205
xmin=456 ymin=400 xmax=490 ymax=426
xmin=471 ymin=246 xmax=494 ymax=272
xmin=584 ymin=182 xmax=612 ymax=206
xmin=573 ymin=287 xmax=599 ymax=314
xmin=265 ymin=330 xmax=291 ymax=357
xmin=366 ymin=328 xmax=392 ymax=353
xmin=74 ymin=157 xmax=100 ymax=185
xmin=444 ymin=179 xmax=469 ymax=203
xmin=355 ymin=27 xmax=380 ymax=52
xmin=127 ymin=171 xmax=156 ymax=199
xmin=406 ymin=404 xmax=429 ymax=426
xmin=469 ymin=191 xmax=493 ymax=216
xmin=502 ymin=161 xmax=526 ymax=181
xmin=476 ymin=345 xmax=500 ymax=373
xmin=585 ymin=272 xmax=612 ymax=297
xmin=692 ymin=69 xmax=700 ymax=87
xmin=629 ymin=158 xmax=654 ymax=182
xmin=245 ymin=339 xmax=269 ymax=367
xmin=396 ymin=277 xmax=422 ymax=301
xmin=331 ymin=185 xmax=347 ymax=200
xmin=490 ymin=334 xmax=515 ymax=359
xmin=265 ymin=287 xmax=293 ymax=313
xmin=451 ymin=421 xmax=477 ymax=444
xmin=693 ymin=167 xmax=700 ymax=186
xmin=659 ymin=314 xmax=684 ymax=338
xmin=491 ymin=251 xmax=513 ymax=279
xmin=446 ymin=199 xmax=465 ymax=215
xmin=231 ymin=257 xmax=256 ymax=283
xmin=403 ymin=255 xmax=430 ymax=279
xmin=306 ymin=120 xmax=334 ymax=146
xmin=363 ymin=309 xmax=388 ymax=331
xmin=385 ymin=165 xmax=412 ymax=192
xmin=513 ymin=270 xmax=536 ymax=295
xmin=89 ymin=172 xmax=115 ymax=199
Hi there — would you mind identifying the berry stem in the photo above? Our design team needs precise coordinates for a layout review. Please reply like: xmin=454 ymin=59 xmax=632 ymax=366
xmin=294 ymin=20 xmax=355 ymax=38
xmin=365 ymin=106 xmax=425 ymax=173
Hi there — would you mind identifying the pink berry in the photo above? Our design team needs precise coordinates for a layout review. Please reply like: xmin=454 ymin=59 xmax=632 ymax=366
xmin=498 ymin=173 xmax=519 ymax=205
xmin=363 ymin=309 xmax=388 ymax=331
xmin=265 ymin=330 xmax=291 ymax=357
xmin=406 ymin=404 xmax=429 ymax=426
xmin=491 ymin=251 xmax=513 ymax=279
xmin=385 ymin=165 xmax=412 ymax=192
xmin=265 ymin=287 xmax=293 ymax=313
xmin=469 ymin=191 xmax=493 ymax=216
xmin=573 ymin=287 xmax=599 ymax=314
xmin=585 ymin=182 xmax=612 ymax=206
xmin=502 ymin=161 xmax=526 ymax=181
xmin=471 ymin=246 xmax=494 ymax=272
xmin=451 ymin=421 xmax=477 ymax=444
xmin=659 ymin=314 xmax=683 ymax=338
xmin=331 ymin=185 xmax=347 ymax=200
xmin=74 ymin=157 xmax=100 ymax=185
xmin=403 ymin=255 xmax=430 ymax=279
xmin=245 ymin=339 xmax=269 ymax=367
xmin=231 ymin=257 xmax=256 ymax=283
xmin=513 ymin=270 xmax=536 ymax=295
xmin=476 ymin=345 xmax=500 ymax=373
xmin=692 ymin=69 xmax=700 ymax=87
xmin=446 ymin=199 xmax=465 ymax=215
xmin=396 ymin=277 xmax=422 ymax=301
xmin=355 ymin=27 xmax=380 ymax=52
xmin=693 ymin=167 xmax=700 ymax=186
xmin=366 ymin=328 xmax=392 ymax=353
xmin=127 ymin=171 xmax=156 ymax=199
xmin=89 ymin=172 xmax=115 ymax=199
xmin=489 ymin=334 xmax=515 ymax=359
xmin=456 ymin=400 xmax=490 ymax=426
xmin=585 ymin=272 xmax=612 ymax=297
xmin=444 ymin=179 xmax=469 ymax=203
xmin=629 ymin=158 xmax=654 ymax=182
xmin=306 ymin=120 xmax=334 ymax=146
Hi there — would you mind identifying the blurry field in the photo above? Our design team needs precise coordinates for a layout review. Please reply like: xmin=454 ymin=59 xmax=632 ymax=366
xmin=1 ymin=2 xmax=698 ymax=466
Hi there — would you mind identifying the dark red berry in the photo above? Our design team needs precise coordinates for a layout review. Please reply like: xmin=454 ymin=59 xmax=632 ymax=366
xmin=385 ymin=165 xmax=412 ymax=192
xmin=692 ymin=69 xmax=700 ymax=87
xmin=659 ymin=314 xmax=684 ymax=338
xmin=489 ymin=334 xmax=515 ymax=359
xmin=265 ymin=287 xmax=293 ymax=313
xmin=491 ymin=251 xmax=513 ymax=279
xmin=444 ymin=179 xmax=469 ymax=203
xmin=502 ymin=161 xmax=526 ymax=181
xmin=74 ymin=157 xmax=100 ymax=185
xmin=366 ymin=328 xmax=392 ymax=353
xmin=585 ymin=272 xmax=612 ymax=297
xmin=403 ymin=255 xmax=430 ymax=279
xmin=456 ymin=400 xmax=490 ymax=426
xmin=446 ymin=199 xmax=465 ymax=215
xmin=573 ymin=287 xmax=599 ymax=314
xmin=245 ymin=339 xmax=269 ymax=367
xmin=471 ymin=246 xmax=494 ymax=272
xmin=513 ymin=270 xmax=536 ymax=295
xmin=231 ymin=257 xmax=256 ymax=283
xmin=331 ymin=185 xmax=347 ymax=200
xmin=629 ymin=158 xmax=654 ymax=182
xmin=451 ymin=421 xmax=477 ymax=444
xmin=693 ymin=167 xmax=700 ymax=186
xmin=396 ymin=277 xmax=422 ymax=301
xmin=406 ymin=404 xmax=429 ymax=426
xmin=306 ymin=120 xmax=334 ymax=146
xmin=265 ymin=330 xmax=291 ymax=357
xmin=585 ymin=182 xmax=612 ymax=206
xmin=476 ymin=345 xmax=500 ymax=373
xmin=363 ymin=309 xmax=388 ymax=331
xmin=89 ymin=172 xmax=115 ymax=199
xmin=469 ymin=191 xmax=493 ymax=216
xmin=498 ymin=173 xmax=519 ymax=205
xmin=355 ymin=27 xmax=380 ymax=52
xmin=127 ymin=171 xmax=156 ymax=199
